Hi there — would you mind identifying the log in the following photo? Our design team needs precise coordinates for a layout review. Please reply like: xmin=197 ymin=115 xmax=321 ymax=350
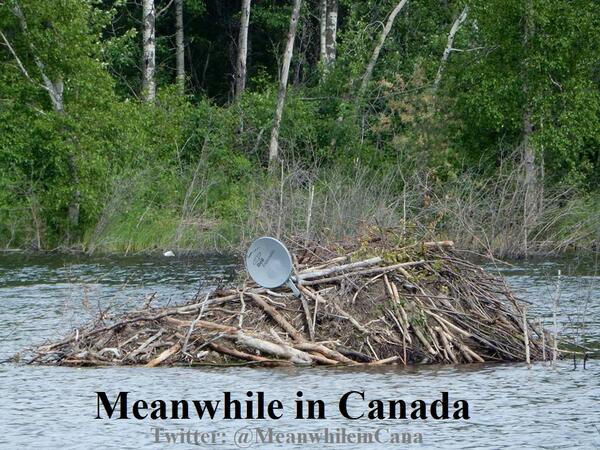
xmin=146 ymin=343 xmax=181 ymax=367
xmin=234 ymin=333 xmax=313 ymax=365
xmin=298 ymin=257 xmax=382 ymax=280
xmin=208 ymin=342 xmax=271 ymax=363
xmin=369 ymin=355 xmax=402 ymax=365
xmin=423 ymin=240 xmax=455 ymax=249
xmin=294 ymin=342 xmax=356 ymax=364
xmin=300 ymin=260 xmax=426 ymax=286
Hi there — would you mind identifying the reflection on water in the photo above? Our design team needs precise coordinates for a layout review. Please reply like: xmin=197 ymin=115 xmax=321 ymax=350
xmin=0 ymin=252 xmax=598 ymax=449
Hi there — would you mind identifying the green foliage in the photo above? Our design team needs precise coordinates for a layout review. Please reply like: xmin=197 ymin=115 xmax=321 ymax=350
xmin=0 ymin=0 xmax=598 ymax=253
xmin=448 ymin=0 xmax=600 ymax=183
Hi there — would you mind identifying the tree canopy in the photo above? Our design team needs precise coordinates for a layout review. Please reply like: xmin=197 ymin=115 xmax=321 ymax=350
xmin=0 ymin=0 xmax=598 ymax=254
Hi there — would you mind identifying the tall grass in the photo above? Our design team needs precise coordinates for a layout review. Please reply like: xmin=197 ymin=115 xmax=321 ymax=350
xmin=81 ymin=154 xmax=600 ymax=258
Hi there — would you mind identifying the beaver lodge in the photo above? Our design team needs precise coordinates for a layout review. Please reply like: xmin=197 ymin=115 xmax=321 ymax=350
xmin=29 ymin=231 xmax=553 ymax=367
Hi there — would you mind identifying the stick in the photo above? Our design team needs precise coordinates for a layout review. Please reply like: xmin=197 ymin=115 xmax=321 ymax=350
xmin=552 ymin=270 xmax=561 ymax=367
xmin=247 ymin=293 xmax=304 ymax=342
xmin=305 ymin=184 xmax=314 ymax=242
xmin=300 ymin=260 xmax=426 ymax=285
xmin=299 ymin=294 xmax=315 ymax=341
xmin=369 ymin=355 xmax=401 ymax=365
xmin=146 ymin=343 xmax=181 ymax=367
xmin=423 ymin=240 xmax=455 ymax=249
xmin=412 ymin=324 xmax=437 ymax=356
xmin=298 ymin=257 xmax=383 ymax=280
xmin=522 ymin=306 xmax=531 ymax=366
xmin=331 ymin=302 xmax=369 ymax=334
xmin=183 ymin=293 xmax=210 ymax=355
xmin=234 ymin=333 xmax=312 ymax=365
xmin=456 ymin=341 xmax=485 ymax=363
xmin=436 ymin=327 xmax=458 ymax=364
xmin=238 ymin=290 xmax=246 ymax=328
xmin=294 ymin=342 xmax=355 ymax=364
xmin=300 ymin=256 xmax=347 ymax=273
xmin=538 ymin=318 xmax=546 ymax=361
xmin=208 ymin=342 xmax=271 ymax=363
xmin=124 ymin=329 xmax=164 ymax=361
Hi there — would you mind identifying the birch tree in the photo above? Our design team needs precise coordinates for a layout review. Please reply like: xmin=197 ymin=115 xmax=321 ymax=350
xmin=319 ymin=0 xmax=338 ymax=70
xmin=325 ymin=0 xmax=337 ymax=65
xmin=319 ymin=0 xmax=337 ymax=73
xmin=521 ymin=0 xmax=537 ymax=254
xmin=359 ymin=0 xmax=408 ymax=97
xmin=175 ymin=0 xmax=185 ymax=95
xmin=142 ymin=0 xmax=156 ymax=102
xmin=268 ymin=0 xmax=302 ymax=166
xmin=6 ymin=1 xmax=82 ymax=234
xmin=319 ymin=0 xmax=327 ymax=64
xmin=12 ymin=1 xmax=64 ymax=112
xmin=235 ymin=0 xmax=251 ymax=100
xmin=433 ymin=5 xmax=469 ymax=92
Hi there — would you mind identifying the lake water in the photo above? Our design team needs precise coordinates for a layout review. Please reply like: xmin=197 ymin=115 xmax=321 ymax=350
xmin=0 ymin=253 xmax=598 ymax=449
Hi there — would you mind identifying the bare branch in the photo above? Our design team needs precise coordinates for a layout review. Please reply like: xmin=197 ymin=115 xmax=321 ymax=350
xmin=12 ymin=1 xmax=64 ymax=111
xmin=359 ymin=0 xmax=409 ymax=97
xmin=0 ymin=29 xmax=32 ymax=81
xmin=433 ymin=5 xmax=469 ymax=92
xmin=156 ymin=0 xmax=174 ymax=18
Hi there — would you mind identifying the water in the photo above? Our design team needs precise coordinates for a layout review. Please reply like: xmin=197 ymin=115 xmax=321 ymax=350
xmin=0 ymin=253 xmax=598 ymax=449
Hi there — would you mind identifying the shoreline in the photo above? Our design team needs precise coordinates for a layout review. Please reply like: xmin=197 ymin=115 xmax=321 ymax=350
xmin=1 ymin=238 xmax=597 ymax=260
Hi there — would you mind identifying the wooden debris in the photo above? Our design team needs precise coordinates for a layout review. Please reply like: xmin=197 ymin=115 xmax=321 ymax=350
xmin=27 ymin=232 xmax=552 ymax=367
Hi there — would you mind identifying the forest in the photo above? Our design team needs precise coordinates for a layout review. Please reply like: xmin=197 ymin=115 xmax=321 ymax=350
xmin=0 ymin=0 xmax=598 ymax=257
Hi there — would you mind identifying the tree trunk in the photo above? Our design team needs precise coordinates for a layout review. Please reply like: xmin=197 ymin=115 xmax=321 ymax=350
xmin=142 ymin=0 xmax=156 ymax=102
xmin=522 ymin=106 xmax=537 ymax=255
xmin=175 ymin=0 xmax=185 ymax=95
xmin=268 ymin=0 xmax=303 ymax=167
xmin=325 ymin=0 xmax=337 ymax=65
xmin=359 ymin=0 xmax=408 ymax=97
xmin=319 ymin=0 xmax=327 ymax=64
xmin=13 ymin=2 xmax=64 ymax=112
xmin=294 ymin=16 xmax=308 ymax=86
xmin=521 ymin=0 xmax=538 ymax=256
xmin=235 ymin=0 xmax=251 ymax=100
xmin=433 ymin=5 xmax=469 ymax=92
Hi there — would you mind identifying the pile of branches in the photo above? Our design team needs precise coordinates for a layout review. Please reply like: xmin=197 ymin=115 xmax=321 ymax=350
xmin=28 ymin=235 xmax=552 ymax=367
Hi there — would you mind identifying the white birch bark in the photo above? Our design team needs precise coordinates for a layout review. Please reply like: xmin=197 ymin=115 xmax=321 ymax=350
xmin=325 ymin=0 xmax=337 ymax=65
xmin=319 ymin=0 xmax=327 ymax=64
xmin=13 ymin=1 xmax=63 ymax=112
xmin=359 ymin=0 xmax=408 ymax=97
xmin=433 ymin=5 xmax=469 ymax=91
xmin=175 ymin=0 xmax=185 ymax=95
xmin=235 ymin=0 xmax=251 ymax=100
xmin=142 ymin=0 xmax=156 ymax=102
xmin=268 ymin=0 xmax=302 ymax=166
xmin=0 ymin=29 xmax=33 ymax=82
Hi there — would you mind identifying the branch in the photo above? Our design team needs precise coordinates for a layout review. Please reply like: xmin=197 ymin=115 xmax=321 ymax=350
xmin=433 ymin=5 xmax=469 ymax=92
xmin=358 ymin=0 xmax=409 ymax=98
xmin=12 ymin=0 xmax=63 ymax=112
xmin=0 ymin=29 xmax=32 ymax=81
xmin=156 ymin=0 xmax=175 ymax=18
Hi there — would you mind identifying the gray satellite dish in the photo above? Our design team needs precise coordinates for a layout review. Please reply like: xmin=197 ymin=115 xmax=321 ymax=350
xmin=245 ymin=237 xmax=300 ymax=296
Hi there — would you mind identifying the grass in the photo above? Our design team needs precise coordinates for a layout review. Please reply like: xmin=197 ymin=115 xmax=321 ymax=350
xmin=70 ymin=160 xmax=600 ymax=258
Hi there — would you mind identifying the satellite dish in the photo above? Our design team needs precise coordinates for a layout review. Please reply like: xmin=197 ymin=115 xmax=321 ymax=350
xmin=245 ymin=237 xmax=300 ymax=296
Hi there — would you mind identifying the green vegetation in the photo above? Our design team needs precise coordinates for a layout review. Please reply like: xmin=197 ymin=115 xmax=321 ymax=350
xmin=0 ymin=0 xmax=598 ymax=256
